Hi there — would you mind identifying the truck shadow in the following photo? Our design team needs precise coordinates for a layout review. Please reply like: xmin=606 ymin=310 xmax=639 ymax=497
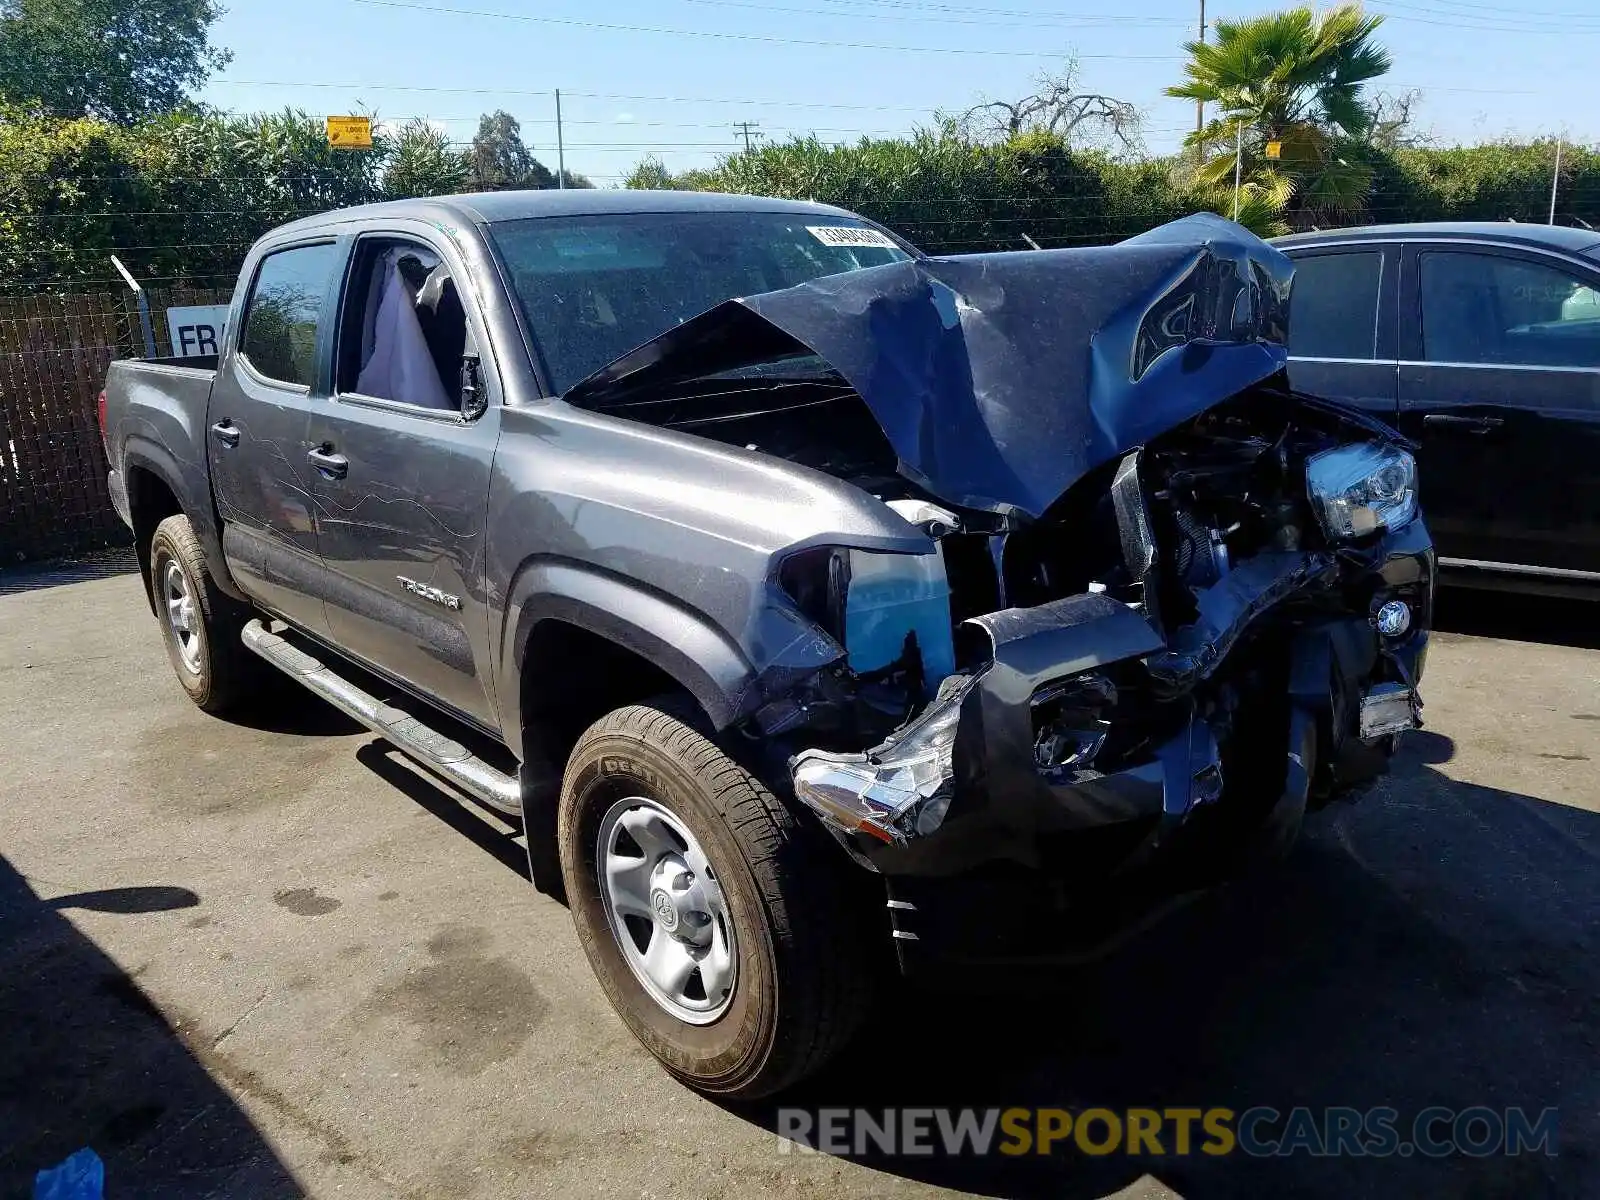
xmin=0 ymin=857 xmax=303 ymax=1198
xmin=354 ymin=740 xmax=530 ymax=879
xmin=732 ymin=738 xmax=1599 ymax=1199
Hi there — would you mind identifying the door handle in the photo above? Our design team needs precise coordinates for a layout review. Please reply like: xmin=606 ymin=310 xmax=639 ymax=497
xmin=1422 ymin=413 xmax=1504 ymax=434
xmin=307 ymin=445 xmax=349 ymax=479
xmin=210 ymin=420 xmax=241 ymax=448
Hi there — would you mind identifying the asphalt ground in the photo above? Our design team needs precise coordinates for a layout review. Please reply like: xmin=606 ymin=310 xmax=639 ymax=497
xmin=1 ymin=553 xmax=1595 ymax=1198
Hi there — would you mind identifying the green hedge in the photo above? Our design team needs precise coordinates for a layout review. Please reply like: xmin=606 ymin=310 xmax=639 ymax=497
xmin=4 ymin=108 xmax=1596 ymax=296
xmin=644 ymin=132 xmax=1205 ymax=255
xmin=0 ymin=109 xmax=392 ymax=293
xmin=637 ymin=132 xmax=1599 ymax=250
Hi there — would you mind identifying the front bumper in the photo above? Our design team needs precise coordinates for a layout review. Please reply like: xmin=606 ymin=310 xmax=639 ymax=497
xmin=791 ymin=517 xmax=1434 ymax=967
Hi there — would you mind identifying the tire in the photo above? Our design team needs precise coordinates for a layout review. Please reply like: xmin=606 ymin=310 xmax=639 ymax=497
xmin=557 ymin=702 xmax=875 ymax=1100
xmin=149 ymin=514 xmax=261 ymax=714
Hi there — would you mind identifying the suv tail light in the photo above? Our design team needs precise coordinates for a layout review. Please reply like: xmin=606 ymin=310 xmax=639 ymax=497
xmin=96 ymin=389 xmax=108 ymax=454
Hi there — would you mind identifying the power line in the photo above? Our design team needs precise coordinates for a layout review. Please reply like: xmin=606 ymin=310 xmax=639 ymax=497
xmin=671 ymin=0 xmax=1188 ymax=30
xmin=799 ymin=0 xmax=1186 ymax=21
xmin=347 ymin=0 xmax=1183 ymax=59
xmin=1381 ymin=0 xmax=1600 ymax=16
xmin=1366 ymin=0 xmax=1600 ymax=34
xmin=186 ymin=76 xmax=1564 ymax=102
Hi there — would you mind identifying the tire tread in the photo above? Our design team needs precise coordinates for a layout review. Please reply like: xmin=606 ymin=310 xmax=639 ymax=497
xmin=562 ymin=702 xmax=875 ymax=1097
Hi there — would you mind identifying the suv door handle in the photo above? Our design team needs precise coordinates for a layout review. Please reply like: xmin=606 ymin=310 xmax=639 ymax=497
xmin=210 ymin=420 xmax=241 ymax=448
xmin=307 ymin=445 xmax=349 ymax=479
xmin=1422 ymin=413 xmax=1504 ymax=434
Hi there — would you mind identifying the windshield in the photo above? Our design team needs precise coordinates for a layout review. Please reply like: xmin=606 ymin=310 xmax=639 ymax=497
xmin=490 ymin=211 xmax=912 ymax=394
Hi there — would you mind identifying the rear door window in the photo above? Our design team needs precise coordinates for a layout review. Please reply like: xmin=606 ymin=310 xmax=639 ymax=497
xmin=1420 ymin=250 xmax=1600 ymax=369
xmin=1287 ymin=250 xmax=1384 ymax=360
xmin=239 ymin=243 xmax=343 ymax=388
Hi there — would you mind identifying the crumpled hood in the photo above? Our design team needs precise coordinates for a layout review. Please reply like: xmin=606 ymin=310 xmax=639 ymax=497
xmin=563 ymin=213 xmax=1294 ymax=518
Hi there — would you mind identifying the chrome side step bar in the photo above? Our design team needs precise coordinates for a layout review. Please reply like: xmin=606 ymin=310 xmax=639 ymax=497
xmin=241 ymin=619 xmax=522 ymax=817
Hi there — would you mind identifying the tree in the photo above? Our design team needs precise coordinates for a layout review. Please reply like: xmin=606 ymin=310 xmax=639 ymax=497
xmin=1364 ymin=88 xmax=1429 ymax=151
xmin=1166 ymin=4 xmax=1391 ymax=228
xmin=625 ymin=155 xmax=676 ymax=190
xmin=958 ymin=60 xmax=1142 ymax=153
xmin=468 ymin=110 xmax=555 ymax=191
xmin=0 ymin=0 xmax=231 ymax=123
xmin=384 ymin=119 xmax=470 ymax=199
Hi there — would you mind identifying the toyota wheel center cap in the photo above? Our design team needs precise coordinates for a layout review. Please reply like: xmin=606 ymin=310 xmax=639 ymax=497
xmin=651 ymin=888 xmax=679 ymax=931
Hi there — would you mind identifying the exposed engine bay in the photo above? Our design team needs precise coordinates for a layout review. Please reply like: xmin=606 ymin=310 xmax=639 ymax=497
xmin=563 ymin=215 xmax=1434 ymax=946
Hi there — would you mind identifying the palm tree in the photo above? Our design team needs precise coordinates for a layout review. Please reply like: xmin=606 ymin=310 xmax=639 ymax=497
xmin=1166 ymin=4 xmax=1391 ymax=230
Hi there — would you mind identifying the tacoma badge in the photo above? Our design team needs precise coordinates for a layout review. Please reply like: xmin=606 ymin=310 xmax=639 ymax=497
xmin=396 ymin=576 xmax=462 ymax=611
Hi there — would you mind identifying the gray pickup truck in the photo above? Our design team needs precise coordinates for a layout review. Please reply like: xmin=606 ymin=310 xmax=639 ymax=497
xmin=101 ymin=190 xmax=1435 ymax=1098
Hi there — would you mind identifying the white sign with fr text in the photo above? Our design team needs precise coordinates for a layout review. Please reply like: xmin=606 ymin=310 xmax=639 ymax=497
xmin=164 ymin=304 xmax=230 ymax=358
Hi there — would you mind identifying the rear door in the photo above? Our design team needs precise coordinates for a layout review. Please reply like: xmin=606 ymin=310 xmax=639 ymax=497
xmin=1283 ymin=242 xmax=1399 ymax=419
xmin=1397 ymin=242 xmax=1600 ymax=574
xmin=302 ymin=229 xmax=503 ymax=727
xmin=208 ymin=238 xmax=345 ymax=635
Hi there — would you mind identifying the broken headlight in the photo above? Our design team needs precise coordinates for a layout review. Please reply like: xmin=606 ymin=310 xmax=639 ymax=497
xmin=1305 ymin=443 xmax=1417 ymax=540
xmin=779 ymin=539 xmax=957 ymax=699
xmin=789 ymin=672 xmax=979 ymax=845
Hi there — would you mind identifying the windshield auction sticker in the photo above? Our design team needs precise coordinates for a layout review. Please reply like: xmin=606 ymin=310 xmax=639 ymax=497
xmin=806 ymin=226 xmax=898 ymax=249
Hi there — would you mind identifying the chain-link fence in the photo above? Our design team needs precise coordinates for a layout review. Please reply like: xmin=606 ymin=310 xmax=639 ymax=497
xmin=0 ymin=288 xmax=229 ymax=564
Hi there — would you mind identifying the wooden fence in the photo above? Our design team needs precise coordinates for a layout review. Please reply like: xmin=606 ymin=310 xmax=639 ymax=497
xmin=0 ymin=289 xmax=229 ymax=563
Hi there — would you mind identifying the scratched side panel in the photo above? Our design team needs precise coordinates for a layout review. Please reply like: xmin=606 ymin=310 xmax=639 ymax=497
xmin=307 ymin=399 xmax=502 ymax=727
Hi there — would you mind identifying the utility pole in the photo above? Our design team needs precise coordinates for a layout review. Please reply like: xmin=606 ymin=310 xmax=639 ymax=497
xmin=1195 ymin=0 xmax=1206 ymax=137
xmin=733 ymin=120 xmax=764 ymax=154
xmin=1548 ymin=135 xmax=1563 ymax=224
xmin=555 ymin=88 xmax=566 ymax=190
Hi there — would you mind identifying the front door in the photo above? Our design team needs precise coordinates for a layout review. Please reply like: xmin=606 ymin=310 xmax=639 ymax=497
xmin=1397 ymin=244 xmax=1600 ymax=574
xmin=1284 ymin=243 xmax=1399 ymax=421
xmin=304 ymin=232 xmax=502 ymax=727
xmin=207 ymin=239 xmax=345 ymax=636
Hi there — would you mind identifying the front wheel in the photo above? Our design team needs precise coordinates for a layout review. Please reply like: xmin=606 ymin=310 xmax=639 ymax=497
xmin=557 ymin=703 xmax=875 ymax=1099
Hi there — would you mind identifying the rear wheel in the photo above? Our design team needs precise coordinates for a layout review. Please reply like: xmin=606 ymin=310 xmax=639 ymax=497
xmin=149 ymin=514 xmax=261 ymax=714
xmin=557 ymin=702 xmax=875 ymax=1099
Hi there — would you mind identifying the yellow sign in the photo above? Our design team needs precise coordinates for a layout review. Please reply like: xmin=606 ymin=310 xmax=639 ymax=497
xmin=326 ymin=116 xmax=373 ymax=149
xmin=1265 ymin=140 xmax=1282 ymax=160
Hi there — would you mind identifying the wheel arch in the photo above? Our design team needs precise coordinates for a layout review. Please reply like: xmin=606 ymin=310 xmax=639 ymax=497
xmin=500 ymin=559 xmax=758 ymax=897
xmin=499 ymin=558 xmax=756 ymax=758
xmin=122 ymin=437 xmax=246 ymax=606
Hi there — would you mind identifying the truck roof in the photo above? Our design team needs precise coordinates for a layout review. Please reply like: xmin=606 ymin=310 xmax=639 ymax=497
xmin=270 ymin=189 xmax=863 ymax=237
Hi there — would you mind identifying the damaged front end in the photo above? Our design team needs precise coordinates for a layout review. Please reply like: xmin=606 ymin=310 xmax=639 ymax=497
xmin=776 ymin=395 xmax=1433 ymax=966
xmin=785 ymin=393 xmax=1432 ymax=865
xmin=565 ymin=213 xmax=1436 ymax=967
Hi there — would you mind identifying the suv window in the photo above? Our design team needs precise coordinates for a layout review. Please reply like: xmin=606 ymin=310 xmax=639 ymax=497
xmin=1420 ymin=250 xmax=1600 ymax=369
xmin=240 ymin=243 xmax=342 ymax=388
xmin=1287 ymin=250 xmax=1383 ymax=359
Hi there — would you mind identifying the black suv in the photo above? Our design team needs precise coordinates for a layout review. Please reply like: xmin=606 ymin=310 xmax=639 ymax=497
xmin=1275 ymin=222 xmax=1600 ymax=597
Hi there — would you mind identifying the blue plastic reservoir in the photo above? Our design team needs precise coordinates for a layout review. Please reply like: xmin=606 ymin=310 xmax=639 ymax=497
xmin=843 ymin=549 xmax=956 ymax=697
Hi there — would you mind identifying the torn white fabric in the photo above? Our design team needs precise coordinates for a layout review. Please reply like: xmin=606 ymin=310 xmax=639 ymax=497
xmin=356 ymin=251 xmax=453 ymax=410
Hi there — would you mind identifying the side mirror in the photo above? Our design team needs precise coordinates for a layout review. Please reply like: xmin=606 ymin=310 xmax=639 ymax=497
xmin=460 ymin=354 xmax=486 ymax=420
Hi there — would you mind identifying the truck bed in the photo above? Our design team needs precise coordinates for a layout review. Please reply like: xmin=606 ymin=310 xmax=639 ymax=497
xmin=103 ymin=355 xmax=224 ymax=591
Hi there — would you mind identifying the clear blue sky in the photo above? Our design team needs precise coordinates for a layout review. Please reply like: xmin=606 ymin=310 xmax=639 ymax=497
xmin=196 ymin=0 xmax=1597 ymax=184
